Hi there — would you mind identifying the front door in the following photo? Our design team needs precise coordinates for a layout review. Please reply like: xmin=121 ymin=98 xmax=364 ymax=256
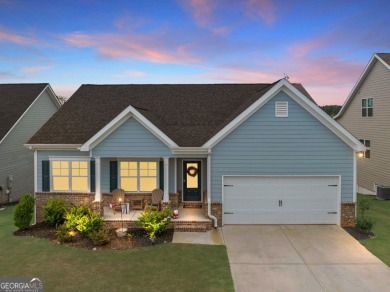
xmin=183 ymin=161 xmax=201 ymax=201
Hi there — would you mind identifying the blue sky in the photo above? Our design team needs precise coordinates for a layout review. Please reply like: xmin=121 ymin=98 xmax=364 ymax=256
xmin=0 ymin=0 xmax=389 ymax=105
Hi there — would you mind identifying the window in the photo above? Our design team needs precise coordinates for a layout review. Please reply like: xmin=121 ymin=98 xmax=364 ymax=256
xmin=359 ymin=139 xmax=371 ymax=158
xmin=120 ymin=161 xmax=157 ymax=192
xmin=275 ymin=101 xmax=288 ymax=117
xmin=52 ymin=160 xmax=89 ymax=191
xmin=362 ymin=98 xmax=373 ymax=117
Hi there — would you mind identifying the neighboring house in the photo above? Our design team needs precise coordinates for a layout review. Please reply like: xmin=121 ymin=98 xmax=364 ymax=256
xmin=26 ymin=79 xmax=364 ymax=227
xmin=335 ymin=53 xmax=390 ymax=195
xmin=0 ymin=84 xmax=61 ymax=203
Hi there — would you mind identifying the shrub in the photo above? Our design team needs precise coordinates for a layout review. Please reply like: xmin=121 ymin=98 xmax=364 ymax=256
xmin=14 ymin=193 xmax=35 ymax=231
xmin=56 ymin=223 xmax=72 ymax=243
xmin=356 ymin=196 xmax=375 ymax=234
xmin=64 ymin=204 xmax=104 ymax=238
xmin=137 ymin=206 xmax=171 ymax=239
xmin=43 ymin=198 xmax=67 ymax=227
xmin=356 ymin=216 xmax=375 ymax=234
xmin=89 ymin=228 xmax=110 ymax=246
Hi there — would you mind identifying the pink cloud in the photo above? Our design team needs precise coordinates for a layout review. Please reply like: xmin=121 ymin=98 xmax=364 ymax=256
xmin=185 ymin=0 xmax=215 ymax=27
xmin=245 ymin=0 xmax=276 ymax=25
xmin=62 ymin=32 xmax=200 ymax=64
xmin=23 ymin=66 xmax=52 ymax=75
xmin=0 ymin=27 xmax=36 ymax=44
xmin=114 ymin=70 xmax=146 ymax=78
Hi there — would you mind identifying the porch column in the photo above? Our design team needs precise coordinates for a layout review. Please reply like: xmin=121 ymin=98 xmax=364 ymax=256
xmin=94 ymin=157 xmax=101 ymax=201
xmin=163 ymin=157 xmax=169 ymax=202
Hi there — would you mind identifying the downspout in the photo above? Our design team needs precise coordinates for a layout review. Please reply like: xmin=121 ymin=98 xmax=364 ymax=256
xmin=207 ymin=153 xmax=218 ymax=228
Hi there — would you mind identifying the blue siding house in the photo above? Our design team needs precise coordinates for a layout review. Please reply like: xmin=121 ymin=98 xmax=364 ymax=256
xmin=26 ymin=79 xmax=364 ymax=227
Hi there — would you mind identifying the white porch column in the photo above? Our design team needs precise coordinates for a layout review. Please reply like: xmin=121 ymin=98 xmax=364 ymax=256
xmin=163 ymin=157 xmax=169 ymax=202
xmin=94 ymin=157 xmax=102 ymax=201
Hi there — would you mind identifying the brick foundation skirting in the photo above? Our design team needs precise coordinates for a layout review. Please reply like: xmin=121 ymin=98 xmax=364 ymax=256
xmin=341 ymin=202 xmax=356 ymax=227
xmin=35 ymin=192 xmax=95 ymax=222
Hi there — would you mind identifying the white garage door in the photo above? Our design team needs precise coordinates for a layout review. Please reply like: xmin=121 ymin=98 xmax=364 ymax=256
xmin=223 ymin=176 xmax=340 ymax=225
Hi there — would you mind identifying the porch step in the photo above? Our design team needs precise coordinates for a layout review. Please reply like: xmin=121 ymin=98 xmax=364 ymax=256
xmin=173 ymin=221 xmax=211 ymax=232
xmin=181 ymin=202 xmax=203 ymax=209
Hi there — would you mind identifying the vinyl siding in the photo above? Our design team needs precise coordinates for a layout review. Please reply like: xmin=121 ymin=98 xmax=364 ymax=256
xmin=337 ymin=60 xmax=390 ymax=191
xmin=0 ymin=90 xmax=58 ymax=201
xmin=211 ymin=91 xmax=354 ymax=202
xmin=36 ymin=150 xmax=89 ymax=192
xmin=93 ymin=117 xmax=171 ymax=157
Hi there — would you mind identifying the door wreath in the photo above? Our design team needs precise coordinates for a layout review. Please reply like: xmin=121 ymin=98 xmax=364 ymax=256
xmin=186 ymin=166 xmax=198 ymax=177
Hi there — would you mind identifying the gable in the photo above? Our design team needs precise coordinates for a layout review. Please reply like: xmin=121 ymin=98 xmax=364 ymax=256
xmin=0 ymin=83 xmax=55 ymax=143
xmin=335 ymin=53 xmax=390 ymax=119
xmin=92 ymin=116 xmax=171 ymax=157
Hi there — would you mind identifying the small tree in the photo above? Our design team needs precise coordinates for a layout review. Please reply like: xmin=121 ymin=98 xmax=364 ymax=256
xmin=356 ymin=197 xmax=375 ymax=234
xmin=14 ymin=193 xmax=35 ymax=230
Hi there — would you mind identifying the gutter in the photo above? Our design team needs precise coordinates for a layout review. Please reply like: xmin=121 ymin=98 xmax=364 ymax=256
xmin=207 ymin=154 xmax=218 ymax=228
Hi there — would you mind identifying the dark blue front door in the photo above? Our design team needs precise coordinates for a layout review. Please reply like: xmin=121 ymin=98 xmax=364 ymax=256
xmin=183 ymin=161 xmax=201 ymax=201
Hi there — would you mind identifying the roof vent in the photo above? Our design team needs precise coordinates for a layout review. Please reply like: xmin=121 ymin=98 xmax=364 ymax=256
xmin=275 ymin=101 xmax=288 ymax=117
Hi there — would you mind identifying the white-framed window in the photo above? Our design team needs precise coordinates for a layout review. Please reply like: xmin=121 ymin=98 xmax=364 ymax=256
xmin=50 ymin=158 xmax=90 ymax=192
xmin=275 ymin=101 xmax=288 ymax=117
xmin=120 ymin=160 xmax=157 ymax=192
xmin=359 ymin=139 xmax=371 ymax=158
xmin=362 ymin=98 xmax=373 ymax=117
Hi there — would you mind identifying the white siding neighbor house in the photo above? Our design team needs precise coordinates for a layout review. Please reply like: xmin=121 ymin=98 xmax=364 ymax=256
xmin=0 ymin=84 xmax=61 ymax=202
xmin=336 ymin=53 xmax=390 ymax=195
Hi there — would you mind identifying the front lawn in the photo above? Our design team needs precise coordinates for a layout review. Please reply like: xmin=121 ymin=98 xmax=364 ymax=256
xmin=0 ymin=206 xmax=233 ymax=291
xmin=357 ymin=194 xmax=390 ymax=266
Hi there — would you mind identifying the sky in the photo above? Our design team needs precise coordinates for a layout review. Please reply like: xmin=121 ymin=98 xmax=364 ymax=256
xmin=0 ymin=0 xmax=389 ymax=105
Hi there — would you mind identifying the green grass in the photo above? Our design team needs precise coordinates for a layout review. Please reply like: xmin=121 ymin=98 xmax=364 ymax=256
xmin=0 ymin=207 xmax=233 ymax=292
xmin=357 ymin=194 xmax=390 ymax=266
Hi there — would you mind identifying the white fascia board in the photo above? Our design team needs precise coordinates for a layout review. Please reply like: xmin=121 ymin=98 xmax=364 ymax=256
xmin=203 ymin=78 xmax=365 ymax=151
xmin=0 ymin=85 xmax=57 ymax=145
xmin=281 ymin=83 xmax=366 ymax=151
xmin=334 ymin=54 xmax=389 ymax=119
xmin=80 ymin=105 xmax=179 ymax=151
xmin=46 ymin=84 xmax=62 ymax=108
xmin=171 ymin=147 xmax=210 ymax=155
xmin=203 ymin=80 xmax=284 ymax=148
xmin=24 ymin=144 xmax=82 ymax=150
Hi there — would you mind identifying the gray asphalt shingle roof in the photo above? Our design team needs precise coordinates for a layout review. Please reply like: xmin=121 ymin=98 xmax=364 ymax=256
xmin=0 ymin=83 xmax=48 ymax=141
xmin=28 ymin=82 xmax=314 ymax=147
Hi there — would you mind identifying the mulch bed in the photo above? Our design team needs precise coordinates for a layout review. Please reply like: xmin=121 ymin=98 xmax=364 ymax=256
xmin=343 ymin=226 xmax=374 ymax=240
xmin=14 ymin=222 xmax=174 ymax=250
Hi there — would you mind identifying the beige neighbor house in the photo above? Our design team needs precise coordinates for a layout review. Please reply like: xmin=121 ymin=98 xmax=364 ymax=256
xmin=0 ymin=84 xmax=61 ymax=203
xmin=335 ymin=53 xmax=390 ymax=195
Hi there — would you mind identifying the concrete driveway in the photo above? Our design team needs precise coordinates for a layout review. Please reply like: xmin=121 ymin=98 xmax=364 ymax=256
xmin=222 ymin=225 xmax=390 ymax=291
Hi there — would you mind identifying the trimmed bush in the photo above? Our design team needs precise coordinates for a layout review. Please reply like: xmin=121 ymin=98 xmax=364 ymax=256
xmin=56 ymin=223 xmax=72 ymax=243
xmin=14 ymin=193 xmax=35 ymax=231
xmin=43 ymin=197 xmax=67 ymax=227
xmin=89 ymin=228 xmax=110 ymax=246
xmin=356 ymin=196 xmax=375 ymax=234
xmin=64 ymin=204 xmax=104 ymax=238
xmin=137 ymin=206 xmax=171 ymax=239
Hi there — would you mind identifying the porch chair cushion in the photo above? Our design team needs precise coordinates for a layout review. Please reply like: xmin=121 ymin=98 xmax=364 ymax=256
xmin=110 ymin=188 xmax=125 ymax=214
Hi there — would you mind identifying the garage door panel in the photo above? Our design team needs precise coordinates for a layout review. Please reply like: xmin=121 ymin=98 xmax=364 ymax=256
xmin=223 ymin=176 xmax=339 ymax=225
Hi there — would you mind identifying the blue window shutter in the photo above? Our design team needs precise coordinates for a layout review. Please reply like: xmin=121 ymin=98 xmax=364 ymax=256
xmin=90 ymin=161 xmax=95 ymax=192
xmin=110 ymin=161 xmax=118 ymax=192
xmin=42 ymin=160 xmax=50 ymax=191
xmin=159 ymin=160 xmax=164 ymax=190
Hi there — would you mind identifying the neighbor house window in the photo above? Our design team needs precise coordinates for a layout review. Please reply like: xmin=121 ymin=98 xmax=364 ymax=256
xmin=359 ymin=139 xmax=371 ymax=158
xmin=362 ymin=98 xmax=373 ymax=117
xmin=52 ymin=160 xmax=89 ymax=191
xmin=120 ymin=161 xmax=157 ymax=192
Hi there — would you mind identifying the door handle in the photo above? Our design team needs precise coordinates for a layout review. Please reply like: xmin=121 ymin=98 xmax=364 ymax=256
xmin=281 ymin=200 xmax=283 ymax=207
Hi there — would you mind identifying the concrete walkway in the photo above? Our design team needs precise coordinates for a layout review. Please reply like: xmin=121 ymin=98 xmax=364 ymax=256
xmin=172 ymin=228 xmax=224 ymax=245
xmin=223 ymin=225 xmax=390 ymax=292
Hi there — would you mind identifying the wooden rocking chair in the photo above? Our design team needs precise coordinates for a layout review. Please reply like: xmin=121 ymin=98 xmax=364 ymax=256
xmin=110 ymin=188 xmax=125 ymax=214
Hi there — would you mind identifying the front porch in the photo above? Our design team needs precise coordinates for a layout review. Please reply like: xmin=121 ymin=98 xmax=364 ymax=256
xmin=103 ymin=206 xmax=212 ymax=232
